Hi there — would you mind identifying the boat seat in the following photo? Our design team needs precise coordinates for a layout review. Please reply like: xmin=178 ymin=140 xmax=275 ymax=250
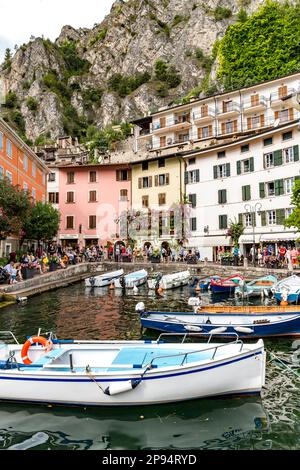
xmin=32 ymin=348 xmax=66 ymax=367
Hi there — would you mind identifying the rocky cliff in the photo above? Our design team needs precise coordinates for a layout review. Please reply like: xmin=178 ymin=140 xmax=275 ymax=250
xmin=0 ymin=0 xmax=288 ymax=143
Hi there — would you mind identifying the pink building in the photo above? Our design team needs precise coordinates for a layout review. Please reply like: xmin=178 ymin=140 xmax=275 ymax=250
xmin=57 ymin=163 xmax=131 ymax=247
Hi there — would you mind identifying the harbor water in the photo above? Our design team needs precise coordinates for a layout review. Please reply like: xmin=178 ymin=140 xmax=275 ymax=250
xmin=0 ymin=282 xmax=299 ymax=450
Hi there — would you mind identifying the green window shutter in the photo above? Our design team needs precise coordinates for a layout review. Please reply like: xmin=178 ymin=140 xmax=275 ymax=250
xmin=295 ymin=175 xmax=300 ymax=181
xmin=184 ymin=172 xmax=189 ymax=184
xmin=195 ymin=169 xmax=200 ymax=182
xmin=219 ymin=215 xmax=227 ymax=229
xmin=250 ymin=157 xmax=254 ymax=172
xmin=259 ymin=182 xmax=265 ymax=198
xmin=260 ymin=211 xmax=266 ymax=226
xmin=293 ymin=145 xmax=299 ymax=162
xmin=226 ymin=163 xmax=231 ymax=177
xmin=238 ymin=213 xmax=243 ymax=225
xmin=274 ymin=149 xmax=283 ymax=166
xmin=213 ymin=166 xmax=218 ymax=179
xmin=189 ymin=194 xmax=196 ymax=207
xmin=276 ymin=209 xmax=285 ymax=225
xmin=218 ymin=190 xmax=222 ymax=204
xmin=242 ymin=185 xmax=251 ymax=201
xmin=275 ymin=179 xmax=284 ymax=196
xmin=237 ymin=160 xmax=241 ymax=175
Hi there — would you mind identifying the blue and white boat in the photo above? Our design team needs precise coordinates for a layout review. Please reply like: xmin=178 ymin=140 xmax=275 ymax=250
xmin=235 ymin=275 xmax=278 ymax=299
xmin=210 ymin=274 xmax=244 ymax=294
xmin=274 ymin=275 xmax=300 ymax=304
xmin=114 ymin=269 xmax=148 ymax=289
xmin=190 ymin=275 xmax=220 ymax=291
xmin=85 ymin=269 xmax=124 ymax=288
xmin=136 ymin=301 xmax=300 ymax=338
xmin=0 ymin=331 xmax=265 ymax=405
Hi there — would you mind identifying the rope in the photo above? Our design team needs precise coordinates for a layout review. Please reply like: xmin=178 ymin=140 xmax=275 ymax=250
xmin=268 ymin=351 xmax=300 ymax=379
xmin=85 ymin=366 xmax=106 ymax=393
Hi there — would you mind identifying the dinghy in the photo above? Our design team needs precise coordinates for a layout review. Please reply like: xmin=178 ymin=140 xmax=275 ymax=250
xmin=189 ymin=275 xmax=220 ymax=291
xmin=136 ymin=301 xmax=300 ymax=338
xmin=0 ymin=330 xmax=265 ymax=405
xmin=85 ymin=269 xmax=124 ymax=288
xmin=210 ymin=274 xmax=244 ymax=294
xmin=274 ymin=275 xmax=300 ymax=304
xmin=235 ymin=275 xmax=278 ymax=299
xmin=114 ymin=269 xmax=148 ymax=289
xmin=148 ymin=270 xmax=190 ymax=290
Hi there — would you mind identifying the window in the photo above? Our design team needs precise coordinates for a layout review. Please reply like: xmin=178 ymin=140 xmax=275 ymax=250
xmin=158 ymin=193 xmax=166 ymax=206
xmin=214 ymin=163 xmax=230 ymax=179
xmin=116 ymin=169 xmax=129 ymax=181
xmin=143 ymin=177 xmax=150 ymax=188
xmin=142 ymin=161 xmax=148 ymax=171
xmin=217 ymin=151 xmax=226 ymax=159
xmin=66 ymin=192 xmax=75 ymax=203
xmin=158 ymin=158 xmax=165 ymax=168
xmin=89 ymin=216 xmax=97 ymax=229
xmin=89 ymin=171 xmax=97 ymax=183
xmin=283 ymin=131 xmax=293 ymax=141
xmin=243 ymin=159 xmax=250 ymax=173
xmin=142 ymin=196 xmax=149 ymax=208
xmin=225 ymin=121 xmax=234 ymax=134
xmin=89 ymin=190 xmax=97 ymax=202
xmin=242 ymin=185 xmax=251 ymax=201
xmin=188 ymin=158 xmax=196 ymax=165
xmin=279 ymin=109 xmax=289 ymax=123
xmin=267 ymin=182 xmax=275 ymax=196
xmin=218 ymin=189 xmax=227 ymax=204
xmin=138 ymin=176 xmax=152 ymax=189
xmin=264 ymin=152 xmax=274 ymax=168
xmin=189 ymin=194 xmax=197 ymax=208
xmin=31 ymin=188 xmax=36 ymax=201
xmin=159 ymin=174 xmax=167 ymax=186
xmin=6 ymin=139 xmax=12 ymax=158
xmin=190 ymin=218 xmax=197 ymax=232
xmin=283 ymin=147 xmax=294 ymax=163
xmin=0 ymin=132 xmax=3 ymax=150
xmin=251 ymin=116 xmax=260 ymax=129
xmin=49 ymin=192 xmax=59 ymax=204
xmin=244 ymin=213 xmax=253 ymax=227
xmin=67 ymin=172 xmax=75 ymax=184
xmin=32 ymin=162 xmax=36 ymax=177
xmin=186 ymin=170 xmax=199 ymax=184
xmin=219 ymin=215 xmax=228 ymax=229
xmin=6 ymin=170 xmax=12 ymax=183
xmin=48 ymin=173 xmax=56 ymax=182
xmin=23 ymin=154 xmax=28 ymax=172
xmin=23 ymin=182 xmax=28 ymax=191
xmin=66 ymin=216 xmax=74 ymax=230
xmin=263 ymin=137 xmax=273 ymax=146
xmin=120 ymin=189 xmax=128 ymax=201
xmin=267 ymin=210 xmax=276 ymax=225
xmin=241 ymin=144 xmax=249 ymax=153
xmin=285 ymin=177 xmax=294 ymax=194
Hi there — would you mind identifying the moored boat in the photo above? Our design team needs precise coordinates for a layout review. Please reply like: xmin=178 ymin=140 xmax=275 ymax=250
xmin=190 ymin=275 xmax=220 ymax=291
xmin=136 ymin=301 xmax=300 ymax=338
xmin=114 ymin=269 xmax=148 ymax=289
xmin=148 ymin=270 xmax=190 ymax=290
xmin=210 ymin=274 xmax=244 ymax=294
xmin=0 ymin=331 xmax=266 ymax=405
xmin=235 ymin=275 xmax=278 ymax=299
xmin=85 ymin=269 xmax=124 ymax=288
xmin=274 ymin=275 xmax=300 ymax=304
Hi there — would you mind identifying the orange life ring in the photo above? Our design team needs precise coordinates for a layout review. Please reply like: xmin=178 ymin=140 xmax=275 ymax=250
xmin=21 ymin=336 xmax=53 ymax=365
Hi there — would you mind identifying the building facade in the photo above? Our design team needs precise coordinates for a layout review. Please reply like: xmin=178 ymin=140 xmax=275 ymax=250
xmin=57 ymin=163 xmax=131 ymax=248
xmin=0 ymin=117 xmax=48 ymax=256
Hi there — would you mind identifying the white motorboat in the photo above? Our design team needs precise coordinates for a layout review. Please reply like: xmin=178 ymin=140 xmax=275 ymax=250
xmin=0 ymin=331 xmax=266 ymax=406
xmin=148 ymin=270 xmax=190 ymax=290
xmin=114 ymin=269 xmax=148 ymax=289
xmin=274 ymin=275 xmax=300 ymax=304
xmin=85 ymin=269 xmax=124 ymax=288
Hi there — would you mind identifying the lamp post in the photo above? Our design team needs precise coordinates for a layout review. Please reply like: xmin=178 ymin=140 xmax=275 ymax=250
xmin=244 ymin=202 xmax=262 ymax=266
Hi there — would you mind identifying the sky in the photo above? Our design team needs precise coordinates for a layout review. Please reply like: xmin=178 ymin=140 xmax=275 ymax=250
xmin=0 ymin=0 xmax=115 ymax=62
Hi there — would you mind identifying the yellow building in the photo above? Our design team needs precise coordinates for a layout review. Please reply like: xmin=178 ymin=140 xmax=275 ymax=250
xmin=130 ymin=154 xmax=187 ymax=248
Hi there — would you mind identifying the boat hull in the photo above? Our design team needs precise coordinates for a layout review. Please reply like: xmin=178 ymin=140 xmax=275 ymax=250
xmin=148 ymin=271 xmax=190 ymax=290
xmin=114 ymin=270 xmax=148 ymax=289
xmin=0 ymin=341 xmax=265 ymax=406
xmin=85 ymin=270 xmax=124 ymax=288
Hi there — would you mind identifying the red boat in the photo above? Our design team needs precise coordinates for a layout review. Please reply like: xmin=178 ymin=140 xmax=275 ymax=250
xmin=210 ymin=274 xmax=244 ymax=294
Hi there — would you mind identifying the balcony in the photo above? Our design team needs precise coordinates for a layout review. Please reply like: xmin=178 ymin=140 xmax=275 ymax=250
xmin=152 ymin=137 xmax=190 ymax=150
xmin=270 ymin=88 xmax=296 ymax=108
xmin=193 ymin=107 xmax=215 ymax=124
xmin=152 ymin=115 xmax=191 ymax=134
xmin=217 ymin=101 xmax=241 ymax=119
xmin=243 ymin=96 xmax=268 ymax=114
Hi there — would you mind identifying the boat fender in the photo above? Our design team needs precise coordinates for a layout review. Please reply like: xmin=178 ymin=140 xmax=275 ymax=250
xmin=21 ymin=336 xmax=53 ymax=365
xmin=135 ymin=302 xmax=145 ymax=313
xmin=209 ymin=327 xmax=227 ymax=334
xmin=104 ymin=379 xmax=142 ymax=396
xmin=234 ymin=327 xmax=254 ymax=334
xmin=184 ymin=325 xmax=202 ymax=332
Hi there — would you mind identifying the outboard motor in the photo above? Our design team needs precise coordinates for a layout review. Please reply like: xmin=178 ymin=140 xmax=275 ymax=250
xmin=89 ymin=277 xmax=96 ymax=288
xmin=119 ymin=275 xmax=126 ymax=293
xmin=155 ymin=273 xmax=163 ymax=290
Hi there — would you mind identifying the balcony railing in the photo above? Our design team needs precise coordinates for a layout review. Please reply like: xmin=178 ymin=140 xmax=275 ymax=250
xmin=153 ymin=116 xmax=191 ymax=131
xmin=243 ymin=96 xmax=267 ymax=111
xmin=193 ymin=107 xmax=215 ymax=121
xmin=217 ymin=102 xmax=241 ymax=116
xmin=270 ymin=88 xmax=296 ymax=104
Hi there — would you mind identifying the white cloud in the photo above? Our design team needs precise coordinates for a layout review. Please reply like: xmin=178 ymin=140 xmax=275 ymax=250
xmin=0 ymin=0 xmax=115 ymax=61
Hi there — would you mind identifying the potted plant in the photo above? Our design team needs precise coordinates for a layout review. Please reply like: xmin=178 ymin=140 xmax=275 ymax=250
xmin=150 ymin=248 xmax=161 ymax=263
xmin=49 ymin=255 xmax=59 ymax=272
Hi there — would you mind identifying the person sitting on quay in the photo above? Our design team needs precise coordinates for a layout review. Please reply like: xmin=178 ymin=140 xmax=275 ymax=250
xmin=4 ymin=261 xmax=18 ymax=284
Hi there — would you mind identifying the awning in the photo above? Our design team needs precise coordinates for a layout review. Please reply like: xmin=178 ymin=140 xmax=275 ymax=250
xmin=200 ymin=236 xmax=231 ymax=247
xmin=59 ymin=234 xmax=79 ymax=240
xmin=260 ymin=232 xmax=299 ymax=242
xmin=239 ymin=234 xmax=261 ymax=244
xmin=83 ymin=235 xmax=99 ymax=240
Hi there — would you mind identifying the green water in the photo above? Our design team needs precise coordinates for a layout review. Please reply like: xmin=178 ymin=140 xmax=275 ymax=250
xmin=0 ymin=284 xmax=299 ymax=450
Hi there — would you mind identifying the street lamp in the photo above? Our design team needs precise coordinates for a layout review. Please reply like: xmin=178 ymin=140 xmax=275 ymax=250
xmin=244 ymin=202 xmax=262 ymax=266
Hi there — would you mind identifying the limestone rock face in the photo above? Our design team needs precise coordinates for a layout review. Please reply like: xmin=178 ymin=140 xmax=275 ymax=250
xmin=0 ymin=0 xmax=271 ymax=141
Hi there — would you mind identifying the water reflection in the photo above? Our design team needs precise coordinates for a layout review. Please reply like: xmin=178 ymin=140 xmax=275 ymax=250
xmin=0 ymin=397 xmax=268 ymax=450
